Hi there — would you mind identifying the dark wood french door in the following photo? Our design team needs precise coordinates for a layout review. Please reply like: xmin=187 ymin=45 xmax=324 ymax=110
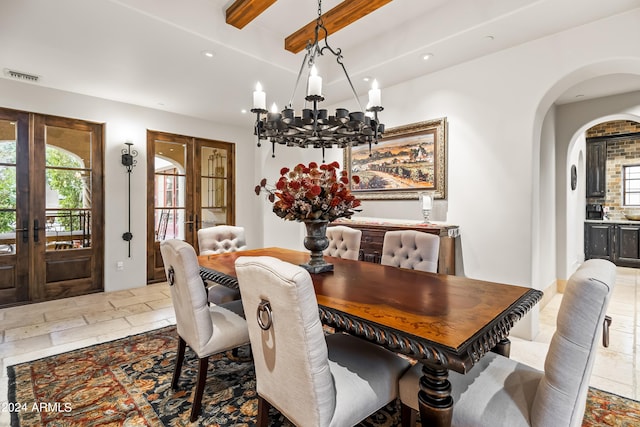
xmin=0 ymin=108 xmax=104 ymax=307
xmin=146 ymin=130 xmax=235 ymax=282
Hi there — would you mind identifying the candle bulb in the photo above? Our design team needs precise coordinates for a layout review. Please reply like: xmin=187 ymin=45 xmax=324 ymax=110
xmin=307 ymin=65 xmax=322 ymax=96
xmin=253 ymin=82 xmax=266 ymax=110
xmin=422 ymin=193 xmax=432 ymax=210
xmin=368 ymin=79 xmax=382 ymax=108
xmin=267 ymin=102 xmax=281 ymax=122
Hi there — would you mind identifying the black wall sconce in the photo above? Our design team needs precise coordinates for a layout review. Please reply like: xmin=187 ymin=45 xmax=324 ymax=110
xmin=121 ymin=141 xmax=138 ymax=257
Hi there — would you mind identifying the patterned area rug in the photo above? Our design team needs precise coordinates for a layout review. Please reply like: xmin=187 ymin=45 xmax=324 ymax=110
xmin=6 ymin=326 xmax=640 ymax=426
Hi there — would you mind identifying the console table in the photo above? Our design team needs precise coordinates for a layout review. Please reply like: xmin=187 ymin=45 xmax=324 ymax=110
xmin=331 ymin=218 xmax=459 ymax=275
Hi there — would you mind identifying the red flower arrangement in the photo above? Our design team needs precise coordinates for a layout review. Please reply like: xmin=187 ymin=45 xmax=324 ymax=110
xmin=255 ymin=161 xmax=361 ymax=221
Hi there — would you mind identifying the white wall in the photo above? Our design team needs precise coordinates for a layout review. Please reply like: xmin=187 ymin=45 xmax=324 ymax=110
xmin=0 ymin=78 xmax=260 ymax=291
xmin=566 ymin=134 xmax=586 ymax=273
xmin=536 ymin=106 xmax=558 ymax=294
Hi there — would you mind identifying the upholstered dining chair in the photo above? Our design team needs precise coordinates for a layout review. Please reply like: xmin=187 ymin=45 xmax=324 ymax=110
xmin=234 ymin=256 xmax=411 ymax=427
xmin=324 ymin=225 xmax=362 ymax=260
xmin=197 ymin=225 xmax=248 ymax=255
xmin=197 ymin=225 xmax=247 ymax=304
xmin=380 ymin=229 xmax=440 ymax=273
xmin=398 ymin=258 xmax=617 ymax=427
xmin=160 ymin=239 xmax=250 ymax=422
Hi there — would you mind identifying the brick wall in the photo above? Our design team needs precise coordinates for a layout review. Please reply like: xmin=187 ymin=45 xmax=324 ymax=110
xmin=586 ymin=120 xmax=640 ymax=137
xmin=586 ymin=120 xmax=640 ymax=220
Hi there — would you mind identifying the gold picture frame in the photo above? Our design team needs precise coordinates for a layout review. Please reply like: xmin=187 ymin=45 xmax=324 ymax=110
xmin=344 ymin=117 xmax=447 ymax=200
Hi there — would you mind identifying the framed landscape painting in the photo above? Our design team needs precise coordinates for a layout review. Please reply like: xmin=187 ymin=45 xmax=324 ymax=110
xmin=344 ymin=117 xmax=447 ymax=200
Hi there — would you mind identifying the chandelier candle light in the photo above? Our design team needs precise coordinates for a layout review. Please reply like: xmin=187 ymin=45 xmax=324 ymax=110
xmin=250 ymin=0 xmax=385 ymax=161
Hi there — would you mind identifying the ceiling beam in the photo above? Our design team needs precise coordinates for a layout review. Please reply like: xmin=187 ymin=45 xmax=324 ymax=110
xmin=284 ymin=0 xmax=393 ymax=54
xmin=226 ymin=0 xmax=278 ymax=29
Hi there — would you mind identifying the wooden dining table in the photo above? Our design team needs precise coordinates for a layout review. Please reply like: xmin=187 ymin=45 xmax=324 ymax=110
xmin=199 ymin=247 xmax=542 ymax=427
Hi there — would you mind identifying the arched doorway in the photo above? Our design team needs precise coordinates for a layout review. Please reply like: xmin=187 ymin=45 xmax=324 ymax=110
xmin=531 ymin=60 xmax=640 ymax=308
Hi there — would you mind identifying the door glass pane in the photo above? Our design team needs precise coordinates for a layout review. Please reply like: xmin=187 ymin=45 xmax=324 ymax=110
xmin=0 ymin=166 xmax=16 ymax=209
xmin=0 ymin=120 xmax=17 ymax=164
xmin=155 ymin=141 xmax=186 ymax=241
xmin=45 ymin=126 xmax=92 ymax=251
xmin=45 ymin=126 xmax=92 ymax=167
xmin=0 ymin=120 xmax=17 ymax=255
xmin=200 ymin=146 xmax=227 ymax=228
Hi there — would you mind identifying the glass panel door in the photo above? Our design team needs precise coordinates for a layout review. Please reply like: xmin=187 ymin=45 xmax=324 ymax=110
xmin=147 ymin=131 xmax=235 ymax=283
xmin=35 ymin=116 xmax=103 ymax=301
xmin=147 ymin=132 xmax=194 ymax=282
xmin=0 ymin=108 xmax=103 ymax=307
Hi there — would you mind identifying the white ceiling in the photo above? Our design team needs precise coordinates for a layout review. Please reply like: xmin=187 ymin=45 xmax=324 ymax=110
xmin=1 ymin=0 xmax=640 ymax=126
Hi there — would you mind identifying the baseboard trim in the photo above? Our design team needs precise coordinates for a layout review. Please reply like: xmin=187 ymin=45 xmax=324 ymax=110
xmin=539 ymin=280 xmax=560 ymax=309
xmin=557 ymin=279 xmax=567 ymax=294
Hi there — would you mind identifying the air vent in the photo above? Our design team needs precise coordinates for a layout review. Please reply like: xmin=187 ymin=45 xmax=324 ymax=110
xmin=3 ymin=68 xmax=40 ymax=82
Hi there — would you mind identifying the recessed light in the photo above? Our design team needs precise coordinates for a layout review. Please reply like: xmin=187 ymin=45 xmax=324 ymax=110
xmin=484 ymin=35 xmax=495 ymax=41
xmin=241 ymin=109 xmax=247 ymax=114
xmin=422 ymin=53 xmax=434 ymax=61
xmin=363 ymin=76 xmax=372 ymax=82
xmin=201 ymin=50 xmax=215 ymax=58
xmin=575 ymin=94 xmax=585 ymax=98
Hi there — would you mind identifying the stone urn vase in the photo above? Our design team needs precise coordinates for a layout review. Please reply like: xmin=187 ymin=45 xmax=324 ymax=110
xmin=300 ymin=219 xmax=333 ymax=273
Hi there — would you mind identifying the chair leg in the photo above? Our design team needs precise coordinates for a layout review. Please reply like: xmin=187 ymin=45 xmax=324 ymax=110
xmin=190 ymin=356 xmax=209 ymax=422
xmin=256 ymin=395 xmax=271 ymax=427
xmin=171 ymin=336 xmax=186 ymax=390
xmin=603 ymin=315 xmax=612 ymax=347
xmin=400 ymin=402 xmax=417 ymax=427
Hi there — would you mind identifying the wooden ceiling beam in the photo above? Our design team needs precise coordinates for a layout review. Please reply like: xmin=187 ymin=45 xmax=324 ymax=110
xmin=226 ymin=0 xmax=278 ymax=29
xmin=284 ymin=0 xmax=393 ymax=54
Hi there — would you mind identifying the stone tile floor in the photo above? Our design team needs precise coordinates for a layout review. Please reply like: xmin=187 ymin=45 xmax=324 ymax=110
xmin=0 ymin=267 xmax=637 ymax=425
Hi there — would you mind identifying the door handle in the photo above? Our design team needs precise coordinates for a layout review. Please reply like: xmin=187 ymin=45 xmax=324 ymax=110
xmin=15 ymin=220 xmax=29 ymax=243
xmin=33 ymin=219 xmax=40 ymax=242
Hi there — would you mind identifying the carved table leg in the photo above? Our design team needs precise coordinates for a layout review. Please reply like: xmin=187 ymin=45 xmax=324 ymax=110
xmin=418 ymin=363 xmax=453 ymax=427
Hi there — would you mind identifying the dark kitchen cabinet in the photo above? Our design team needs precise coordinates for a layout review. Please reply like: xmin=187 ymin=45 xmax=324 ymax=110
xmin=584 ymin=222 xmax=614 ymax=261
xmin=585 ymin=221 xmax=640 ymax=267
xmin=616 ymin=224 xmax=640 ymax=267
xmin=586 ymin=140 xmax=606 ymax=197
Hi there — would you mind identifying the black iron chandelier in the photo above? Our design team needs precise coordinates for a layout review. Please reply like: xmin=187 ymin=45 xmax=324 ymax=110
xmin=250 ymin=0 xmax=384 ymax=160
